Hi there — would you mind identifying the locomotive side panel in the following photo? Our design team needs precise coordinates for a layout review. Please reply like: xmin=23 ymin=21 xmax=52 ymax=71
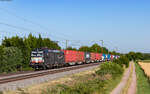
xmin=44 ymin=50 xmax=65 ymax=68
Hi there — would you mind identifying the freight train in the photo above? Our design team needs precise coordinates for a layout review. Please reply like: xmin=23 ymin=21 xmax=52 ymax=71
xmin=30 ymin=48 xmax=119 ymax=70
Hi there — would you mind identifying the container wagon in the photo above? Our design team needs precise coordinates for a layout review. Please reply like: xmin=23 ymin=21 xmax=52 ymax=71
xmin=76 ymin=51 xmax=84 ymax=64
xmin=30 ymin=48 xmax=119 ymax=70
xmin=111 ymin=55 xmax=114 ymax=61
xmin=84 ymin=52 xmax=91 ymax=63
xmin=63 ymin=50 xmax=77 ymax=65
xmin=102 ymin=54 xmax=106 ymax=61
xmin=107 ymin=54 xmax=111 ymax=61
xmin=95 ymin=53 xmax=102 ymax=62
xmin=90 ymin=53 xmax=96 ymax=62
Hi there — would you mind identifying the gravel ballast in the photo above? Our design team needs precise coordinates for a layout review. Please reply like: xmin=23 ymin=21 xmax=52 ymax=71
xmin=0 ymin=65 xmax=98 ymax=91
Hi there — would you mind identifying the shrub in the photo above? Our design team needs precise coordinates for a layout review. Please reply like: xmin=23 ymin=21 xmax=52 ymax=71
xmin=44 ymin=79 xmax=106 ymax=94
xmin=0 ymin=47 xmax=23 ymax=73
xmin=113 ymin=56 xmax=129 ymax=67
xmin=0 ymin=46 xmax=4 ymax=61
xmin=96 ymin=62 xmax=123 ymax=78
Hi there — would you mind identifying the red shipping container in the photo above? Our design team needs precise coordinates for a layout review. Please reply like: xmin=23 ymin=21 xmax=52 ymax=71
xmin=76 ymin=51 xmax=84 ymax=62
xmin=111 ymin=55 xmax=114 ymax=60
xmin=63 ymin=50 xmax=77 ymax=63
xmin=90 ymin=53 xmax=96 ymax=61
xmin=95 ymin=53 xmax=101 ymax=60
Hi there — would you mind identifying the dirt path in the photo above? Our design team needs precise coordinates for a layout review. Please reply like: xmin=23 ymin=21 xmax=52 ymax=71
xmin=110 ymin=61 xmax=136 ymax=94
xmin=127 ymin=62 xmax=136 ymax=94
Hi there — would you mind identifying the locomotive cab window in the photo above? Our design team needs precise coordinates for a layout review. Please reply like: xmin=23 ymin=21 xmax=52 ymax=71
xmin=31 ymin=52 xmax=43 ymax=57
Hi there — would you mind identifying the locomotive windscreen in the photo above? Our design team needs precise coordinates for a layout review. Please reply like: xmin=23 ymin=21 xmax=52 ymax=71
xmin=31 ymin=51 xmax=44 ymax=63
xmin=31 ymin=51 xmax=43 ymax=57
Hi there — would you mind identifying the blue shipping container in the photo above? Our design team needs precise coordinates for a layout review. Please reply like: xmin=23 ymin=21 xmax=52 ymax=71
xmin=107 ymin=54 xmax=111 ymax=60
xmin=103 ymin=54 xmax=106 ymax=61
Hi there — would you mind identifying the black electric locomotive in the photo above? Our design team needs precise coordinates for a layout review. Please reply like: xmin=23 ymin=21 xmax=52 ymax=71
xmin=30 ymin=48 xmax=65 ymax=69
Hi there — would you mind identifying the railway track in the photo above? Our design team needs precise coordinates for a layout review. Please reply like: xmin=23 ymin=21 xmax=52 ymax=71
xmin=0 ymin=63 xmax=100 ymax=84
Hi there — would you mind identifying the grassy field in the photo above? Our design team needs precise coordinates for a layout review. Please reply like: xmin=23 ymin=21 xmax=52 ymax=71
xmin=135 ymin=63 xmax=150 ymax=94
xmin=138 ymin=60 xmax=150 ymax=63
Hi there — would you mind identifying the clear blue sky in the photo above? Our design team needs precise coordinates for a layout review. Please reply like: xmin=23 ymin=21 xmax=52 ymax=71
xmin=0 ymin=0 xmax=150 ymax=53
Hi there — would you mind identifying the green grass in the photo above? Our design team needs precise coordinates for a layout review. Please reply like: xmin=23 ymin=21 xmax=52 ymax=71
xmin=0 ymin=91 xmax=3 ymax=94
xmin=42 ymin=62 xmax=124 ymax=94
xmin=104 ymin=75 xmax=122 ymax=94
xmin=135 ymin=63 xmax=150 ymax=94
xmin=138 ymin=60 xmax=150 ymax=63
xmin=43 ymin=75 xmax=123 ymax=94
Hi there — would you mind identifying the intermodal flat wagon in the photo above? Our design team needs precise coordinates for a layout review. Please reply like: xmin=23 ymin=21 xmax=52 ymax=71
xmin=30 ymin=48 xmax=118 ymax=70
xmin=107 ymin=54 xmax=111 ymax=61
xmin=95 ymin=53 xmax=102 ymax=61
xmin=63 ymin=50 xmax=77 ymax=65
xmin=84 ymin=52 xmax=91 ymax=63
xmin=102 ymin=54 xmax=106 ymax=61
xmin=90 ymin=52 xmax=96 ymax=62
xmin=76 ymin=51 xmax=84 ymax=64
xmin=111 ymin=55 xmax=114 ymax=60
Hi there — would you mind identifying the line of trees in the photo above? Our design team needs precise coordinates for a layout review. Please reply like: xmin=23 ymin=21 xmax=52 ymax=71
xmin=125 ymin=51 xmax=150 ymax=61
xmin=0 ymin=34 xmax=120 ymax=73
xmin=0 ymin=34 xmax=61 ymax=73
xmin=0 ymin=34 xmax=148 ymax=73
xmin=67 ymin=44 xmax=121 ymax=55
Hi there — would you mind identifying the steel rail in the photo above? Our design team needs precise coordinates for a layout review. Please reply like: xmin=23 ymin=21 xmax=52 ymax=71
xmin=0 ymin=63 xmax=100 ymax=84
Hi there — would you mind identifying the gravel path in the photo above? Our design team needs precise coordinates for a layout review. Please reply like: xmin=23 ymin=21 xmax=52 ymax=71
xmin=127 ymin=62 xmax=136 ymax=94
xmin=0 ymin=65 xmax=98 ymax=92
xmin=110 ymin=62 xmax=136 ymax=94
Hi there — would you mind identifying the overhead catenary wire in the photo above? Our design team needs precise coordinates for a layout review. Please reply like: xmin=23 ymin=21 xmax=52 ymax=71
xmin=0 ymin=7 xmax=71 ymax=40
xmin=0 ymin=22 xmax=68 ymax=40
xmin=0 ymin=7 xmax=118 ymax=52
xmin=0 ymin=7 xmax=107 ymax=50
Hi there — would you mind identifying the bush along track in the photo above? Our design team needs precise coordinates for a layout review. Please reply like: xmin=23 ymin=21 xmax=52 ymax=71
xmin=41 ymin=59 xmax=128 ymax=94
xmin=6 ymin=56 xmax=128 ymax=94
xmin=41 ymin=56 xmax=129 ymax=94
xmin=110 ymin=61 xmax=137 ymax=94
xmin=135 ymin=62 xmax=150 ymax=94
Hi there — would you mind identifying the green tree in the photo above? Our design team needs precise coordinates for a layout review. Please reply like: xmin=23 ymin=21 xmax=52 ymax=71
xmin=43 ymin=38 xmax=61 ymax=49
xmin=135 ymin=52 xmax=143 ymax=60
xmin=78 ymin=46 xmax=91 ymax=52
xmin=2 ymin=36 xmax=25 ymax=49
xmin=37 ymin=34 xmax=44 ymax=48
xmin=113 ymin=56 xmax=129 ymax=67
xmin=142 ymin=53 xmax=150 ymax=60
xmin=126 ymin=52 xmax=144 ymax=61
xmin=0 ymin=47 xmax=23 ymax=73
xmin=66 ymin=46 xmax=77 ymax=50
xmin=90 ymin=43 xmax=102 ymax=53
xmin=102 ymin=47 xmax=109 ymax=54
xmin=2 ymin=36 xmax=28 ymax=69
xmin=0 ymin=46 xmax=4 ymax=61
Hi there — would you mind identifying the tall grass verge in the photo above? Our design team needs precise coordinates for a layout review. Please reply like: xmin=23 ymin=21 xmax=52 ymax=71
xmin=135 ymin=63 xmax=150 ymax=94
xmin=42 ymin=62 xmax=124 ymax=94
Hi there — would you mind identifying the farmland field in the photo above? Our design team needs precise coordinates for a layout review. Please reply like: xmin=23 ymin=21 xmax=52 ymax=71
xmin=135 ymin=63 xmax=150 ymax=94
xmin=138 ymin=62 xmax=150 ymax=78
